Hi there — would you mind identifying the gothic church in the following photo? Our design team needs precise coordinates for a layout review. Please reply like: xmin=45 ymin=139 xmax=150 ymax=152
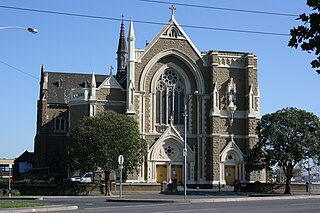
xmin=34 ymin=9 xmax=265 ymax=186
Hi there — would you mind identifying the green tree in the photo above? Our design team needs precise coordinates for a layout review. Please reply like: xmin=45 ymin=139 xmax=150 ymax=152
xmin=288 ymin=0 xmax=320 ymax=74
xmin=67 ymin=112 xmax=148 ymax=195
xmin=246 ymin=107 xmax=320 ymax=194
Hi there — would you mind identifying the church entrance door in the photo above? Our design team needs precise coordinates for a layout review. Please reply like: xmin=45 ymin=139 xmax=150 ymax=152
xmin=171 ymin=165 xmax=182 ymax=185
xmin=225 ymin=165 xmax=236 ymax=185
xmin=156 ymin=165 xmax=167 ymax=183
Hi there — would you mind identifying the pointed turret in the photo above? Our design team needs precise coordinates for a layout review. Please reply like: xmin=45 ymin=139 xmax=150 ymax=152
xmin=90 ymin=72 xmax=96 ymax=100
xmin=89 ymin=72 xmax=97 ymax=117
xmin=126 ymin=17 xmax=136 ymax=114
xmin=128 ymin=17 xmax=135 ymax=43
xmin=39 ymin=64 xmax=48 ymax=99
xmin=116 ymin=16 xmax=127 ymax=79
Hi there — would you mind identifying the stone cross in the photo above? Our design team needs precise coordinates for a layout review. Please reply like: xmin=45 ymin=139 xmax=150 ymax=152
xmin=169 ymin=116 xmax=174 ymax=126
xmin=230 ymin=134 xmax=234 ymax=142
xmin=108 ymin=66 xmax=114 ymax=76
xmin=169 ymin=5 xmax=176 ymax=16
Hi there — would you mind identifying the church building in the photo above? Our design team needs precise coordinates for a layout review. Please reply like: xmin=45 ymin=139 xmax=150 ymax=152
xmin=34 ymin=8 xmax=265 ymax=186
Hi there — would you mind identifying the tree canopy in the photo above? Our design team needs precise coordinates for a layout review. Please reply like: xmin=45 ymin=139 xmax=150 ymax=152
xmin=67 ymin=112 xmax=148 ymax=195
xmin=246 ymin=107 xmax=320 ymax=194
xmin=288 ymin=0 xmax=320 ymax=74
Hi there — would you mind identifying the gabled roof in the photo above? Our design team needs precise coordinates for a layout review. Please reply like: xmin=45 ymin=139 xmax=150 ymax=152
xmin=98 ymin=74 xmax=124 ymax=90
xmin=46 ymin=71 xmax=107 ymax=104
xmin=220 ymin=135 xmax=244 ymax=162
xmin=136 ymin=15 xmax=202 ymax=62
xmin=157 ymin=123 xmax=184 ymax=143
xmin=14 ymin=150 xmax=34 ymax=163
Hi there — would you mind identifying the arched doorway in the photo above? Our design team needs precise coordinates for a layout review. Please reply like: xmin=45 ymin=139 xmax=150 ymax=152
xmin=148 ymin=125 xmax=195 ymax=184
xmin=220 ymin=135 xmax=245 ymax=186
xmin=225 ymin=166 xmax=236 ymax=185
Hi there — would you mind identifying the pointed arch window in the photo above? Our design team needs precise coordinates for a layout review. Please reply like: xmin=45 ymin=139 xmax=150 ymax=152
xmin=156 ymin=69 xmax=185 ymax=125
xmin=169 ymin=27 xmax=179 ymax=38
xmin=54 ymin=112 xmax=67 ymax=133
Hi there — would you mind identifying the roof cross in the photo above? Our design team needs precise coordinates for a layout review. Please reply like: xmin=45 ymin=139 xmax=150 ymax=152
xmin=169 ymin=116 xmax=174 ymax=126
xmin=108 ymin=66 xmax=114 ymax=76
xmin=169 ymin=5 xmax=176 ymax=16
xmin=230 ymin=134 xmax=235 ymax=142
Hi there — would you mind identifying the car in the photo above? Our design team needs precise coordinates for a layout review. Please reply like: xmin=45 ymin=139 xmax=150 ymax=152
xmin=69 ymin=173 xmax=93 ymax=183
xmin=69 ymin=176 xmax=81 ymax=182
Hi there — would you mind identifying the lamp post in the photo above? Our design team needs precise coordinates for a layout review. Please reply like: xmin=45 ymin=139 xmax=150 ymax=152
xmin=8 ymin=165 xmax=12 ymax=198
xmin=183 ymin=90 xmax=198 ymax=200
xmin=0 ymin=26 xmax=38 ymax=34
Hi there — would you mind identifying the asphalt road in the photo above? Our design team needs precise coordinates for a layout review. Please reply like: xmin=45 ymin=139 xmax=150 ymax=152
xmin=33 ymin=197 xmax=320 ymax=213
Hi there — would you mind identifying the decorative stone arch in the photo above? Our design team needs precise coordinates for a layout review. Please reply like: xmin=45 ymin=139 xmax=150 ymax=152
xmin=219 ymin=135 xmax=245 ymax=185
xmin=150 ymin=62 xmax=191 ymax=94
xmin=139 ymin=48 xmax=205 ymax=95
xmin=147 ymin=125 xmax=195 ymax=183
xmin=149 ymin=138 xmax=184 ymax=162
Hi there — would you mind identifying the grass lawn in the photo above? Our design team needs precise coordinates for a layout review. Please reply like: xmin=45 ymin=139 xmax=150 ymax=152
xmin=0 ymin=201 xmax=47 ymax=209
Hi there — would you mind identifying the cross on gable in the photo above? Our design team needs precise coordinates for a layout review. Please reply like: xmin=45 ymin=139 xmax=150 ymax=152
xmin=169 ymin=116 xmax=174 ymax=126
xmin=230 ymin=134 xmax=234 ymax=142
xmin=169 ymin=5 xmax=176 ymax=16
xmin=108 ymin=66 xmax=114 ymax=76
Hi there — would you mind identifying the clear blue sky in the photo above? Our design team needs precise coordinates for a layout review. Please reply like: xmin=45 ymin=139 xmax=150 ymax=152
xmin=0 ymin=0 xmax=318 ymax=159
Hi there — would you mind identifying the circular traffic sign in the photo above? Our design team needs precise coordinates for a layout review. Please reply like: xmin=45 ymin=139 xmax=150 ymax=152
xmin=118 ymin=155 xmax=124 ymax=165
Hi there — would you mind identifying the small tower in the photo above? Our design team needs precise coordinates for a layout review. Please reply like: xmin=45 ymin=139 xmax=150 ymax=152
xmin=126 ymin=17 xmax=136 ymax=114
xmin=116 ymin=16 xmax=127 ymax=80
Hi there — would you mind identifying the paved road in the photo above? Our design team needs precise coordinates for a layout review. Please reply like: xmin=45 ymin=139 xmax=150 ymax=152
xmin=26 ymin=196 xmax=320 ymax=213
xmin=80 ymin=200 xmax=320 ymax=213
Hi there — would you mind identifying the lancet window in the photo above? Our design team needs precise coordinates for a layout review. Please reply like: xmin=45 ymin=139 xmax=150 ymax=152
xmin=156 ymin=69 xmax=185 ymax=125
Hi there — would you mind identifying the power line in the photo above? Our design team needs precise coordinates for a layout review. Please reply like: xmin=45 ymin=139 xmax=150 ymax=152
xmin=0 ymin=60 xmax=39 ymax=80
xmin=139 ymin=0 xmax=298 ymax=17
xmin=0 ymin=5 xmax=289 ymax=36
xmin=0 ymin=5 xmax=122 ymax=22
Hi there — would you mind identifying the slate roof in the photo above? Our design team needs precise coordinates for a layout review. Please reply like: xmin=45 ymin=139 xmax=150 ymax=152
xmin=46 ymin=71 xmax=108 ymax=104
xmin=15 ymin=150 xmax=34 ymax=163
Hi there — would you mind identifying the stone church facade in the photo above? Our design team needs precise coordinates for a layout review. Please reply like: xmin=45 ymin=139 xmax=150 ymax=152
xmin=34 ymin=11 xmax=265 ymax=186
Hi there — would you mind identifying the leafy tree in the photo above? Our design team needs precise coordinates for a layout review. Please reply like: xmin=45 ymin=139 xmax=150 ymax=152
xmin=67 ymin=112 xmax=148 ymax=195
xmin=246 ymin=107 xmax=320 ymax=194
xmin=292 ymin=163 xmax=304 ymax=177
xmin=288 ymin=0 xmax=320 ymax=74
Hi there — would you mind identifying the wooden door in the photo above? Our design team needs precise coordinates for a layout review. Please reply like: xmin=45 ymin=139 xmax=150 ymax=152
xmin=171 ymin=165 xmax=182 ymax=185
xmin=156 ymin=165 xmax=167 ymax=183
xmin=225 ymin=165 xmax=236 ymax=186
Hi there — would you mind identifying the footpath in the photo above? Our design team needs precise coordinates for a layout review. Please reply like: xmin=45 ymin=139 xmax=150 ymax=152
xmin=1 ymin=190 xmax=320 ymax=213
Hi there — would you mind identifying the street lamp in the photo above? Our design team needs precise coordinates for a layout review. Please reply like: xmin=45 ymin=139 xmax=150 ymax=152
xmin=8 ymin=165 xmax=12 ymax=198
xmin=183 ymin=90 xmax=198 ymax=200
xmin=0 ymin=26 xmax=38 ymax=34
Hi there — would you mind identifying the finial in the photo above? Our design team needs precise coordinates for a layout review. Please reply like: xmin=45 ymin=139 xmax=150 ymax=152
xmin=41 ymin=64 xmax=45 ymax=73
xmin=169 ymin=116 xmax=174 ymax=126
xmin=230 ymin=134 xmax=234 ymax=142
xmin=108 ymin=66 xmax=114 ymax=76
xmin=169 ymin=5 xmax=176 ymax=17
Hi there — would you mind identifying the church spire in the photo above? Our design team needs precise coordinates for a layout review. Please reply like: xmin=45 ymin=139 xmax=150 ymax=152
xmin=116 ymin=15 xmax=127 ymax=78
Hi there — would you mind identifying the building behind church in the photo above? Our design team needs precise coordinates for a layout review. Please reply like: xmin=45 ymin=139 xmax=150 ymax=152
xmin=34 ymin=11 xmax=265 ymax=186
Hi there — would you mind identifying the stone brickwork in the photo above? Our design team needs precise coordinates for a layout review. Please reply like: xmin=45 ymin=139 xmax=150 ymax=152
xmin=96 ymin=88 xmax=125 ymax=102
xmin=69 ymin=105 xmax=89 ymax=126
xmin=34 ymin=15 xmax=264 ymax=185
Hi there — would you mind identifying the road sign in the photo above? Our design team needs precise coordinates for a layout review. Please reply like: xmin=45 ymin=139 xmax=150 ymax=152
xmin=118 ymin=155 xmax=124 ymax=200
xmin=118 ymin=155 xmax=124 ymax=165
